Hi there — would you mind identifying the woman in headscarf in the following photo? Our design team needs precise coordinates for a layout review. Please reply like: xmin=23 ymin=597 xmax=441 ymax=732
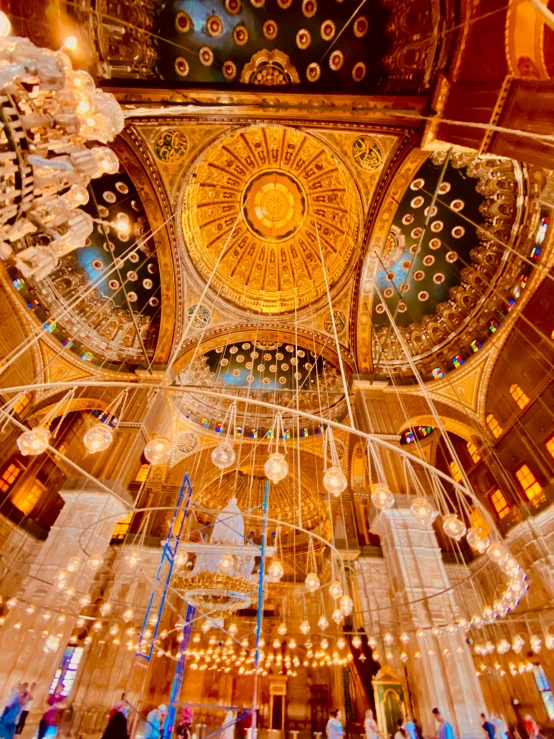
xmin=101 ymin=705 xmax=129 ymax=739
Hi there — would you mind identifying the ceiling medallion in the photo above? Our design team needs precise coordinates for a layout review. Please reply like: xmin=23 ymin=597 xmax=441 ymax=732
xmin=302 ymin=0 xmax=317 ymax=18
xmin=306 ymin=62 xmax=321 ymax=81
xmin=199 ymin=46 xmax=215 ymax=66
xmin=353 ymin=15 xmax=369 ymax=37
xmin=181 ymin=125 xmax=362 ymax=314
xmin=352 ymin=136 xmax=383 ymax=172
xmin=296 ymin=28 xmax=311 ymax=49
xmin=263 ymin=19 xmax=279 ymax=40
xmin=352 ymin=61 xmax=367 ymax=81
xmin=320 ymin=20 xmax=336 ymax=41
xmin=175 ymin=11 xmax=193 ymax=33
xmin=206 ymin=15 xmax=224 ymax=38
xmin=225 ymin=0 xmax=242 ymax=15
xmin=329 ymin=50 xmax=344 ymax=71
xmin=240 ymin=49 xmax=300 ymax=85
xmin=223 ymin=60 xmax=238 ymax=80
xmin=233 ymin=25 xmax=249 ymax=46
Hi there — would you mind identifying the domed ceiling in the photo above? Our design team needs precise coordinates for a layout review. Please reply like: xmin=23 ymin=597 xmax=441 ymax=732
xmin=180 ymin=125 xmax=363 ymax=314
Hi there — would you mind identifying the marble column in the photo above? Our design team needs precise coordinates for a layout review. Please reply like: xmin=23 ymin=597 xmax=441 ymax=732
xmin=371 ymin=498 xmax=485 ymax=739
xmin=0 ymin=477 xmax=130 ymax=715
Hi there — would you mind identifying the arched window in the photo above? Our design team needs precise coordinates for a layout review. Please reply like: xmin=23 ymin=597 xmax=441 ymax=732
xmin=510 ymin=383 xmax=530 ymax=410
xmin=449 ymin=460 xmax=463 ymax=483
xmin=515 ymin=464 xmax=546 ymax=507
xmin=467 ymin=441 xmax=481 ymax=464
xmin=486 ymin=413 xmax=503 ymax=438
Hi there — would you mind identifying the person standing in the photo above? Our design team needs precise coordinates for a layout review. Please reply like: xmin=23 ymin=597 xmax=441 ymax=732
xmin=432 ymin=708 xmax=456 ymax=739
xmin=365 ymin=709 xmax=378 ymax=739
xmin=481 ymin=714 xmax=496 ymax=739
xmin=101 ymin=707 xmax=129 ymax=739
xmin=144 ymin=705 xmax=167 ymax=739
xmin=15 ymin=682 xmax=35 ymax=735
xmin=0 ymin=686 xmax=24 ymax=739
xmin=490 ymin=714 xmax=508 ymax=739
xmin=37 ymin=684 xmax=65 ymax=739
xmin=522 ymin=714 xmax=539 ymax=739
xmin=403 ymin=716 xmax=418 ymax=739
xmin=326 ymin=710 xmax=343 ymax=739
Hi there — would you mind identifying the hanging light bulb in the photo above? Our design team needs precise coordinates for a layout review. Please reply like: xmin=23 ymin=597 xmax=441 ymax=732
xmin=109 ymin=624 xmax=120 ymax=637
xmin=265 ymin=452 xmax=288 ymax=484
xmin=482 ymin=605 xmax=494 ymax=621
xmin=219 ymin=552 xmax=234 ymax=572
xmin=268 ymin=560 xmax=284 ymax=581
xmin=300 ymin=620 xmax=311 ymax=636
xmin=83 ymin=423 xmax=114 ymax=453
xmin=87 ymin=553 xmax=104 ymax=570
xmin=318 ymin=615 xmax=329 ymax=631
xmin=368 ymin=636 xmax=378 ymax=648
xmin=442 ymin=513 xmax=466 ymax=541
xmin=0 ymin=11 xmax=12 ymax=37
xmin=328 ymin=580 xmax=343 ymax=600
xmin=305 ymin=572 xmax=320 ymax=592
xmin=54 ymin=569 xmax=68 ymax=584
xmin=530 ymin=635 xmax=542 ymax=653
xmin=410 ymin=497 xmax=438 ymax=525
xmin=211 ymin=442 xmax=236 ymax=470
xmin=488 ymin=541 xmax=510 ymax=564
xmin=17 ymin=427 xmax=50 ymax=456
xmin=124 ymin=550 xmax=141 ymax=568
xmin=122 ymin=609 xmax=133 ymax=622
xmin=66 ymin=557 xmax=80 ymax=573
xmin=277 ymin=622 xmax=287 ymax=637
xmin=339 ymin=594 xmax=353 ymax=616
xmin=337 ymin=637 xmax=346 ymax=650
xmin=200 ymin=621 xmax=211 ymax=634
xmin=175 ymin=550 xmax=188 ymax=568
xmin=100 ymin=602 xmax=112 ymax=617
xmin=545 ymin=634 xmax=554 ymax=650
xmin=400 ymin=631 xmax=410 ymax=644
xmin=76 ymin=617 xmax=86 ymax=628
xmin=79 ymin=594 xmax=91 ymax=608
xmin=288 ymin=638 xmax=297 ymax=649
xmin=331 ymin=608 xmax=344 ymax=625
xmin=400 ymin=652 xmax=408 ymax=663
xmin=497 ymin=639 xmax=511 ymax=654
xmin=371 ymin=483 xmax=395 ymax=511
xmin=384 ymin=632 xmax=394 ymax=645
xmin=466 ymin=527 xmax=490 ymax=554
xmin=144 ymin=436 xmax=172 ymax=465
xmin=323 ymin=466 xmax=348 ymax=497
xmin=228 ymin=623 xmax=238 ymax=636
xmin=352 ymin=635 xmax=362 ymax=649
xmin=273 ymin=638 xmax=281 ymax=649
xmin=92 ymin=620 xmax=103 ymax=632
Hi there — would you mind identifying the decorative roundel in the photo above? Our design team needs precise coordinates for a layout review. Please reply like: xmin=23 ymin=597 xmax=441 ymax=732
xmin=225 ymin=0 xmax=242 ymax=15
xmin=103 ymin=191 xmax=116 ymax=203
xmin=229 ymin=346 xmax=238 ymax=354
xmin=329 ymin=50 xmax=344 ymax=70
xmin=176 ymin=431 xmax=200 ymax=455
xmin=223 ymin=61 xmax=237 ymax=80
xmin=206 ymin=15 xmax=224 ymax=37
xmin=108 ymin=279 xmax=119 ymax=290
xmin=98 ymin=205 xmax=109 ymax=218
xmin=290 ymin=357 xmax=298 ymax=366
xmin=353 ymin=15 xmax=369 ymax=37
xmin=257 ymin=364 xmax=265 ymax=372
xmin=220 ymin=358 xmax=229 ymax=367
xmin=251 ymin=350 xmax=259 ymax=358
xmin=429 ymin=237 xmax=441 ymax=250
xmin=279 ymin=376 xmax=287 ymax=384
xmin=376 ymin=303 xmax=385 ymax=314
xmin=410 ymin=178 xmax=425 ymax=190
xmin=116 ymin=182 xmax=129 ymax=195
xmin=115 ymin=258 xmax=124 ymax=269
xmin=418 ymin=291 xmax=429 ymax=302
xmin=127 ymin=292 xmax=138 ymax=303
xmin=296 ymin=28 xmax=311 ymax=49
xmin=269 ymin=363 xmax=277 ymax=372
xmin=286 ymin=344 xmax=294 ymax=353
xmin=321 ymin=19 xmax=336 ymax=40
xmin=236 ymin=355 xmax=245 ymax=363
xmin=127 ymin=270 xmax=138 ymax=281
xmin=430 ymin=220 xmax=444 ymax=233
xmin=411 ymin=227 xmax=423 ymax=239
xmin=263 ymin=352 xmax=272 ymax=361
xmin=176 ymin=11 xmax=193 ymax=33
xmin=129 ymin=252 xmax=140 ymax=263
xmin=142 ymin=279 xmax=153 ymax=290
xmin=263 ymin=19 xmax=278 ymax=39
xmin=233 ymin=25 xmax=249 ymax=45
xmin=423 ymin=254 xmax=435 ymax=267
xmin=278 ymin=0 xmax=293 ymax=7
xmin=386 ymin=271 xmax=395 ymax=281
xmin=402 ymin=213 xmax=415 ymax=226
xmin=245 ymin=361 xmax=253 ymax=369
xmin=118 ymin=230 xmax=130 ymax=242
xmin=232 ymin=369 xmax=241 ymax=377
xmin=276 ymin=352 xmax=284 ymax=360
xmin=187 ymin=304 xmax=211 ymax=328
xmin=383 ymin=287 xmax=394 ymax=298
xmin=281 ymin=363 xmax=289 ymax=371
xmin=262 ymin=377 xmax=271 ymax=385
xmin=324 ymin=310 xmax=346 ymax=333
xmin=147 ymin=264 xmax=158 ymax=274
xmin=306 ymin=62 xmax=321 ymax=81
xmin=199 ymin=47 xmax=214 ymax=67
xmin=424 ymin=204 xmax=438 ymax=217
xmin=294 ymin=371 xmax=302 ymax=380
xmin=216 ymin=346 xmax=224 ymax=353
xmin=352 ymin=62 xmax=367 ymax=82
xmin=92 ymin=259 xmax=103 ymax=270
xmin=297 ymin=349 xmax=305 ymax=358
xmin=302 ymin=0 xmax=317 ymax=17
xmin=242 ymin=343 xmax=251 ymax=350
xmin=438 ymin=181 xmax=451 ymax=194
xmin=433 ymin=272 xmax=445 ymax=284
xmin=397 ymin=301 xmax=407 ymax=313
xmin=409 ymin=244 xmax=420 ymax=255
xmin=400 ymin=281 xmax=410 ymax=293
xmin=401 ymin=259 xmax=411 ymax=270
xmin=175 ymin=57 xmax=190 ymax=77
xmin=414 ymin=270 xmax=425 ymax=281
xmin=411 ymin=196 xmax=424 ymax=209
xmin=247 ymin=374 xmax=255 ymax=382
xmin=149 ymin=296 xmax=159 ymax=307
xmin=304 ymin=361 xmax=312 ymax=370
xmin=451 ymin=199 xmax=465 ymax=212
xmin=446 ymin=251 xmax=458 ymax=263
xmin=452 ymin=225 xmax=465 ymax=239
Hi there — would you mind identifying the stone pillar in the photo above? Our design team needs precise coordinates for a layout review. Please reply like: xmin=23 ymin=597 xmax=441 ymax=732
xmin=0 ymin=477 xmax=130 ymax=712
xmin=371 ymin=498 xmax=485 ymax=739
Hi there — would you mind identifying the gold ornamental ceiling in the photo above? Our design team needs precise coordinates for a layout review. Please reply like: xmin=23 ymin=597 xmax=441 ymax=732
xmin=181 ymin=124 xmax=363 ymax=315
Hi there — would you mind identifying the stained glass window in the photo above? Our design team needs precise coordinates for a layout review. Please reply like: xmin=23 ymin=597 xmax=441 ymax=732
xmin=467 ymin=441 xmax=481 ymax=464
xmin=533 ymin=665 xmax=554 ymax=721
xmin=486 ymin=414 xmax=503 ymax=438
xmin=49 ymin=646 xmax=83 ymax=698
xmin=0 ymin=463 xmax=23 ymax=494
xmin=515 ymin=465 xmax=546 ymax=508
xmin=449 ymin=461 xmax=463 ymax=483
xmin=491 ymin=489 xmax=511 ymax=519
xmin=510 ymin=384 xmax=530 ymax=410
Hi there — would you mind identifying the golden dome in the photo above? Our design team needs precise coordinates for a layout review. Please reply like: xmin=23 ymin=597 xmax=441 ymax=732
xmin=181 ymin=125 xmax=362 ymax=314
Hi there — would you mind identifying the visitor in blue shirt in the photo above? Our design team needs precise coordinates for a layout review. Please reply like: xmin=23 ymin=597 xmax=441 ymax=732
xmin=481 ymin=714 xmax=496 ymax=739
xmin=432 ymin=708 xmax=456 ymax=739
